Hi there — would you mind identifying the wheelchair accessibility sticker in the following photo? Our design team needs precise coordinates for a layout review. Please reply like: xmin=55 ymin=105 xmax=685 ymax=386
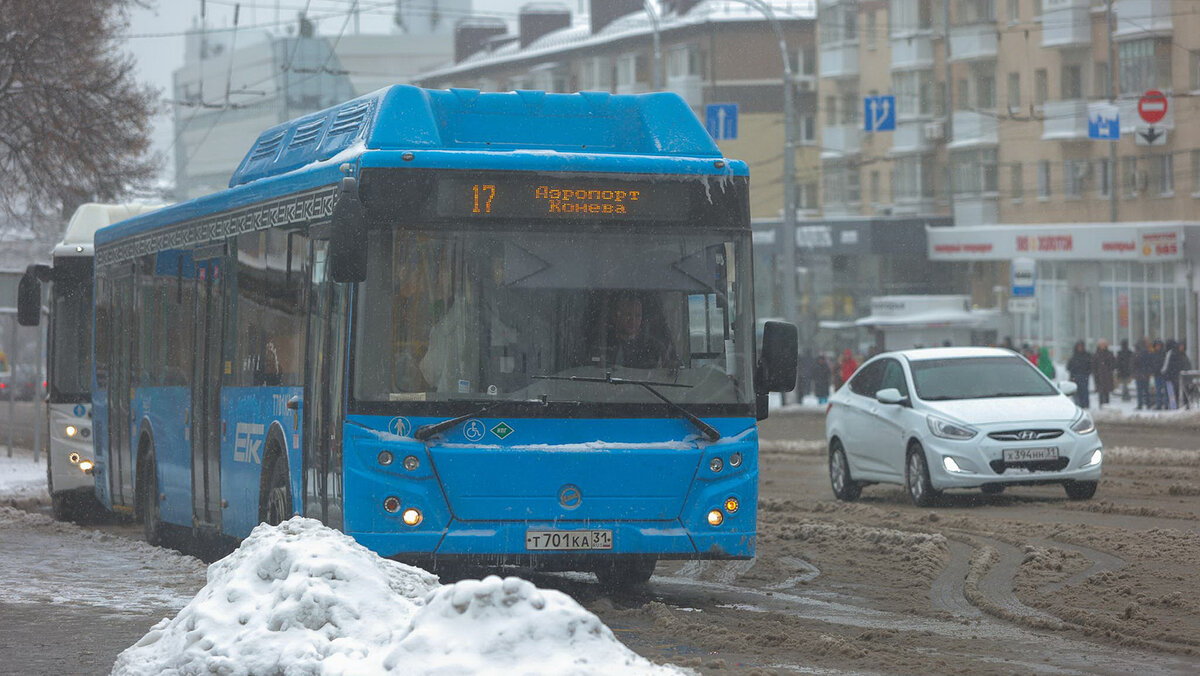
xmin=463 ymin=419 xmax=486 ymax=442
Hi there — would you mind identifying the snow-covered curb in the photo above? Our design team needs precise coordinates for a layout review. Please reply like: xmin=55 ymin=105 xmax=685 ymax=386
xmin=112 ymin=517 xmax=690 ymax=676
xmin=0 ymin=450 xmax=48 ymax=505
xmin=1092 ymin=407 xmax=1200 ymax=428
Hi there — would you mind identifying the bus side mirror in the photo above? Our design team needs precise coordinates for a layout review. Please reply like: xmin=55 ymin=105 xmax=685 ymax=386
xmin=17 ymin=264 xmax=48 ymax=327
xmin=757 ymin=321 xmax=798 ymax=393
xmin=329 ymin=176 xmax=367 ymax=283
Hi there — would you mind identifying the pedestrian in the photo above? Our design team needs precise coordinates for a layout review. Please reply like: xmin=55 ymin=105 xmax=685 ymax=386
xmin=1161 ymin=339 xmax=1191 ymax=410
xmin=1151 ymin=339 xmax=1168 ymax=409
xmin=1169 ymin=341 xmax=1193 ymax=408
xmin=839 ymin=349 xmax=859 ymax=389
xmin=1037 ymin=346 xmax=1055 ymax=380
xmin=1133 ymin=338 xmax=1152 ymax=410
xmin=1022 ymin=343 xmax=1037 ymax=366
xmin=812 ymin=353 xmax=832 ymax=404
xmin=1093 ymin=340 xmax=1116 ymax=407
xmin=795 ymin=348 xmax=814 ymax=405
xmin=1116 ymin=338 xmax=1133 ymax=402
xmin=1067 ymin=341 xmax=1092 ymax=408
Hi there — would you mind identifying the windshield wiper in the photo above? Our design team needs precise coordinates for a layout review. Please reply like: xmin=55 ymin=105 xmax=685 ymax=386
xmin=414 ymin=397 xmax=554 ymax=441
xmin=531 ymin=372 xmax=721 ymax=442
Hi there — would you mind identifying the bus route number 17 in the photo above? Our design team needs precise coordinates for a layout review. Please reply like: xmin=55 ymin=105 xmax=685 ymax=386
xmin=472 ymin=184 xmax=496 ymax=214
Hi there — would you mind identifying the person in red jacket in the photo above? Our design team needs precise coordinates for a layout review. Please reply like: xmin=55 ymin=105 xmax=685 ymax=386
xmin=839 ymin=349 xmax=859 ymax=387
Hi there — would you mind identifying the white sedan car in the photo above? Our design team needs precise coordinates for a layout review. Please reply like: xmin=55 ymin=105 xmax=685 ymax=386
xmin=825 ymin=347 xmax=1102 ymax=506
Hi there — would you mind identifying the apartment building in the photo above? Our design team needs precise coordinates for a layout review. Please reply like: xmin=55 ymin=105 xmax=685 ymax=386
xmin=414 ymin=0 xmax=819 ymax=321
xmin=819 ymin=0 xmax=1200 ymax=359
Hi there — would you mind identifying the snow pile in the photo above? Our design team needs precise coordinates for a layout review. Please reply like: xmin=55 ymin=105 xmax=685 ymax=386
xmin=113 ymin=517 xmax=689 ymax=676
xmin=0 ymin=450 xmax=48 ymax=503
xmin=385 ymin=575 xmax=683 ymax=675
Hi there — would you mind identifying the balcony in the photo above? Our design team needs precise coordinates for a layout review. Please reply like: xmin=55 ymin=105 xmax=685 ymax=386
xmin=953 ymin=195 xmax=1000 ymax=226
xmin=949 ymin=111 xmax=998 ymax=147
xmin=893 ymin=196 xmax=940 ymax=216
xmin=819 ymin=43 xmax=859 ymax=79
xmin=891 ymin=119 xmax=934 ymax=154
xmin=1042 ymin=0 xmax=1092 ymax=47
xmin=1115 ymin=0 xmax=1172 ymax=38
xmin=821 ymin=124 xmax=862 ymax=158
xmin=1041 ymin=100 xmax=1090 ymax=140
xmin=949 ymin=24 xmax=997 ymax=62
xmin=890 ymin=34 xmax=935 ymax=70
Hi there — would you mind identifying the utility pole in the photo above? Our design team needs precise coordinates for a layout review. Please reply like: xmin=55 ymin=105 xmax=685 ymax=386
xmin=1106 ymin=0 xmax=1117 ymax=221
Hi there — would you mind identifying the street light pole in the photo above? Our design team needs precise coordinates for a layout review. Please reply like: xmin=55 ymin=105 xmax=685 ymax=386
xmin=643 ymin=0 xmax=663 ymax=90
xmin=727 ymin=0 xmax=797 ymax=327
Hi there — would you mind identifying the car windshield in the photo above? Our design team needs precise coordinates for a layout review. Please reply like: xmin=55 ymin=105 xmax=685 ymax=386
xmin=352 ymin=225 xmax=754 ymax=408
xmin=909 ymin=356 xmax=1058 ymax=400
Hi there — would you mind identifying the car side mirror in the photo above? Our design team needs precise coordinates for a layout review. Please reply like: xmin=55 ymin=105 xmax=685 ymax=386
xmin=17 ymin=265 xmax=48 ymax=327
xmin=329 ymin=176 xmax=367 ymax=283
xmin=1058 ymin=381 xmax=1078 ymax=396
xmin=757 ymin=321 xmax=798 ymax=393
xmin=875 ymin=388 xmax=906 ymax=405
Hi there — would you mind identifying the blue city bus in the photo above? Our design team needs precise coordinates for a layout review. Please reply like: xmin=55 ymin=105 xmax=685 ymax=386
xmin=91 ymin=86 xmax=796 ymax=584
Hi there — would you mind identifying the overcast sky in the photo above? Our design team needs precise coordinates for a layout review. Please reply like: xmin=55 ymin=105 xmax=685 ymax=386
xmin=124 ymin=0 xmax=557 ymax=185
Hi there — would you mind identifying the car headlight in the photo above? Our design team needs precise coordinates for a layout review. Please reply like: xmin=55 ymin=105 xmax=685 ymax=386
xmin=1070 ymin=411 xmax=1096 ymax=435
xmin=927 ymin=415 xmax=977 ymax=440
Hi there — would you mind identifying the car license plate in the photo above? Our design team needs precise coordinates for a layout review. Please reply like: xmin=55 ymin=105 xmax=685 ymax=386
xmin=525 ymin=530 xmax=613 ymax=551
xmin=1003 ymin=447 xmax=1059 ymax=463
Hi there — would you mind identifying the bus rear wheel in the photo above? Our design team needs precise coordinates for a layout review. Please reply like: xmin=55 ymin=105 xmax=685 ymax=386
xmin=595 ymin=557 xmax=656 ymax=591
xmin=264 ymin=454 xmax=293 ymax=526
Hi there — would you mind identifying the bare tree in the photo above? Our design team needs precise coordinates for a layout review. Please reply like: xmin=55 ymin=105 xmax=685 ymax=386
xmin=0 ymin=0 xmax=157 ymax=228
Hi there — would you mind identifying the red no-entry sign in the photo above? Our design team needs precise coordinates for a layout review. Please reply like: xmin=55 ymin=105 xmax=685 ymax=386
xmin=1138 ymin=90 xmax=1168 ymax=124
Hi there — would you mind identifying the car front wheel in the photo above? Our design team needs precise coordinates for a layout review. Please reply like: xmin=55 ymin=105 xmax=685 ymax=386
xmin=829 ymin=440 xmax=861 ymax=501
xmin=1064 ymin=480 xmax=1097 ymax=500
xmin=905 ymin=444 xmax=939 ymax=507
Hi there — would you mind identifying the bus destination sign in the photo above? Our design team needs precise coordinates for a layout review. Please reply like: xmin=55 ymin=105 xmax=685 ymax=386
xmin=436 ymin=176 xmax=689 ymax=220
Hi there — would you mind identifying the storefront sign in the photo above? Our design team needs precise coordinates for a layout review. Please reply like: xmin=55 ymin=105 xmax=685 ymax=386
xmin=928 ymin=224 xmax=1185 ymax=261
xmin=1008 ymin=297 xmax=1037 ymax=314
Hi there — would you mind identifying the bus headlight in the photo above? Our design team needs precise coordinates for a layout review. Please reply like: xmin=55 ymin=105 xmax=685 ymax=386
xmin=65 ymin=425 xmax=78 ymax=438
xmin=77 ymin=460 xmax=94 ymax=473
xmin=68 ymin=452 xmax=81 ymax=464
xmin=402 ymin=508 xmax=422 ymax=526
xmin=707 ymin=509 xmax=724 ymax=526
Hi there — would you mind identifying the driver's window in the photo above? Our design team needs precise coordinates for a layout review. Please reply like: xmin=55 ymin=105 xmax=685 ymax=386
xmin=879 ymin=359 xmax=909 ymax=397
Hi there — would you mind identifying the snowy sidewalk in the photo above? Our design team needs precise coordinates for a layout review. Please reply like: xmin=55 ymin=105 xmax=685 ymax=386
xmin=0 ymin=447 xmax=49 ymax=506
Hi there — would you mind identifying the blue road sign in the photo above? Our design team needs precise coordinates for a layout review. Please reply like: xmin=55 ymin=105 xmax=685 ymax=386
xmin=1087 ymin=103 xmax=1119 ymax=140
xmin=705 ymin=103 xmax=738 ymax=140
xmin=863 ymin=95 xmax=896 ymax=132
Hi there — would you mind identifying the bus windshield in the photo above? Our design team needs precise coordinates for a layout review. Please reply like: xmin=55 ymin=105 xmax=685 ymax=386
xmin=353 ymin=226 xmax=755 ymax=408
xmin=50 ymin=257 xmax=93 ymax=401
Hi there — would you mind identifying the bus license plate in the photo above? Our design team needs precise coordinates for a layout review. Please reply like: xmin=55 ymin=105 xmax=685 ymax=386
xmin=525 ymin=530 xmax=613 ymax=551
xmin=1003 ymin=447 xmax=1059 ymax=463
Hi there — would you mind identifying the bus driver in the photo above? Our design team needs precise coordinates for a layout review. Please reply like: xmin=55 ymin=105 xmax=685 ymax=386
xmin=604 ymin=293 xmax=674 ymax=369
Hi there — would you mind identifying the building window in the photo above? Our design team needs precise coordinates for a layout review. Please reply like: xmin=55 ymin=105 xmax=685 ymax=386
xmin=578 ymin=57 xmax=613 ymax=91
xmin=951 ymin=148 xmax=998 ymax=195
xmin=1034 ymin=68 xmax=1048 ymax=107
xmin=893 ymin=70 xmax=934 ymax=117
xmin=1118 ymin=39 xmax=1171 ymax=95
xmin=1007 ymin=72 xmax=1021 ymax=110
xmin=891 ymin=0 xmax=934 ymax=37
xmin=1037 ymin=160 xmax=1051 ymax=198
xmin=841 ymin=91 xmax=860 ymax=124
xmin=955 ymin=0 xmax=997 ymax=24
xmin=1121 ymin=156 xmax=1139 ymax=197
xmin=822 ymin=163 xmax=861 ymax=206
xmin=1064 ymin=159 xmax=1087 ymax=198
xmin=870 ymin=170 xmax=881 ymax=203
xmin=867 ymin=11 xmax=877 ymax=49
xmin=1190 ymin=50 xmax=1200 ymax=91
xmin=799 ymin=114 xmax=817 ymax=143
xmin=1010 ymin=162 xmax=1023 ymax=200
xmin=956 ymin=78 xmax=969 ymax=110
xmin=1061 ymin=64 xmax=1083 ymax=100
xmin=615 ymin=53 xmax=646 ymax=94
xmin=975 ymin=71 xmax=996 ymax=109
xmin=825 ymin=95 xmax=837 ymax=123
xmin=1192 ymin=150 xmax=1200 ymax=194
xmin=1007 ymin=0 xmax=1019 ymax=23
xmin=1033 ymin=0 xmax=1042 ymax=16
xmin=1147 ymin=154 xmax=1174 ymax=195
xmin=799 ymin=181 xmax=819 ymax=209
xmin=798 ymin=47 xmax=816 ymax=77
xmin=894 ymin=155 xmax=937 ymax=202
xmin=1096 ymin=158 xmax=1111 ymax=197
xmin=819 ymin=3 xmax=859 ymax=44
xmin=667 ymin=44 xmax=703 ymax=79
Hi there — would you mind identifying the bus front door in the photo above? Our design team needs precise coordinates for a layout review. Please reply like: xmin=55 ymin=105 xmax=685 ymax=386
xmin=108 ymin=273 xmax=136 ymax=509
xmin=190 ymin=255 xmax=225 ymax=530
xmin=302 ymin=241 xmax=347 ymax=528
